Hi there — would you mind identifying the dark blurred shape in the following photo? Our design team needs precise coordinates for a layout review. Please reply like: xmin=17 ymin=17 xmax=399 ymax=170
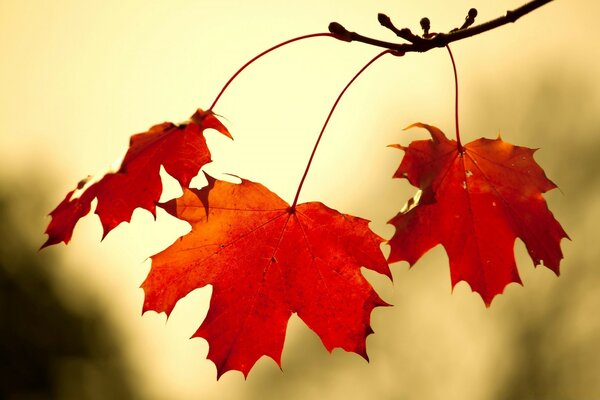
xmin=0 ymin=185 xmax=137 ymax=400
xmin=493 ymin=73 xmax=600 ymax=400
xmin=498 ymin=301 xmax=568 ymax=400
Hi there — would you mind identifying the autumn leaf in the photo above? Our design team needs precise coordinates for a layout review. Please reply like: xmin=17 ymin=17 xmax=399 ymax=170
xmin=388 ymin=123 xmax=568 ymax=305
xmin=42 ymin=109 xmax=231 ymax=248
xmin=142 ymin=174 xmax=391 ymax=378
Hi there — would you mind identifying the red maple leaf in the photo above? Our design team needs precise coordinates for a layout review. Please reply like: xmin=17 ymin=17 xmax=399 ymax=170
xmin=388 ymin=123 xmax=568 ymax=305
xmin=42 ymin=109 xmax=231 ymax=248
xmin=142 ymin=174 xmax=391 ymax=378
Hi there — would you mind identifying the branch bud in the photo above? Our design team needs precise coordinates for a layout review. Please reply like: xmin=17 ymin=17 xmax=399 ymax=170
xmin=378 ymin=13 xmax=392 ymax=27
xmin=328 ymin=22 xmax=352 ymax=42
xmin=420 ymin=17 xmax=431 ymax=36
xmin=461 ymin=8 xmax=478 ymax=30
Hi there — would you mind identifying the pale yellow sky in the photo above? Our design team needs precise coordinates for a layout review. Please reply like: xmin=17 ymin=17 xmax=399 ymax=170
xmin=1 ymin=1 xmax=599 ymax=399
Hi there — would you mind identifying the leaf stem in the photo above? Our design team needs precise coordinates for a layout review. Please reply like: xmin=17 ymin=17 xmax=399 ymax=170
xmin=209 ymin=33 xmax=336 ymax=111
xmin=445 ymin=44 xmax=462 ymax=151
xmin=290 ymin=50 xmax=393 ymax=210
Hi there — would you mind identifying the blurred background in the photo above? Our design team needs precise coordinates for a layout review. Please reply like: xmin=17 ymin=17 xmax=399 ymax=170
xmin=1 ymin=0 xmax=598 ymax=399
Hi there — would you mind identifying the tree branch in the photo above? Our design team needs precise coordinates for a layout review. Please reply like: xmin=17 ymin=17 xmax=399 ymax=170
xmin=328 ymin=0 xmax=554 ymax=54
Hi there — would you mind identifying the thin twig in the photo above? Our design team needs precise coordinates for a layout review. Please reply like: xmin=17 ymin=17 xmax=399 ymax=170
xmin=329 ymin=0 xmax=553 ymax=53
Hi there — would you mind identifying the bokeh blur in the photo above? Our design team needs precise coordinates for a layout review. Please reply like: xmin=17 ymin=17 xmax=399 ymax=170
xmin=1 ymin=1 xmax=599 ymax=399
xmin=0 ymin=181 xmax=136 ymax=399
